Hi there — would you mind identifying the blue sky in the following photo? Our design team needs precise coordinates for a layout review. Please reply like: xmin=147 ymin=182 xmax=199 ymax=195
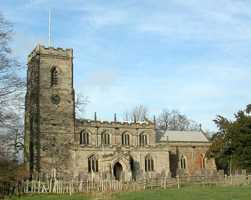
xmin=1 ymin=0 xmax=251 ymax=131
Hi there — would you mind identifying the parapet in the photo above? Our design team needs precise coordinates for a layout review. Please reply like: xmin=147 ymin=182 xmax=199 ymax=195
xmin=76 ymin=119 xmax=155 ymax=129
xmin=28 ymin=44 xmax=73 ymax=62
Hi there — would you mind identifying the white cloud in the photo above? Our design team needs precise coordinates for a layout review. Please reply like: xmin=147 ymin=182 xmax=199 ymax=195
xmin=3 ymin=0 xmax=251 ymax=131
xmin=136 ymin=1 xmax=251 ymax=41
xmin=83 ymin=69 xmax=119 ymax=89
xmin=84 ymin=10 xmax=128 ymax=28
xmin=17 ymin=0 xmax=251 ymax=42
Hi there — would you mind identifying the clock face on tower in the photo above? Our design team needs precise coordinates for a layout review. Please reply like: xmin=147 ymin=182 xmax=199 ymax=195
xmin=51 ymin=94 xmax=61 ymax=105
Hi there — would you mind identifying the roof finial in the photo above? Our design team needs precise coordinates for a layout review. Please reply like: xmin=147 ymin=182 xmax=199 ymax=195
xmin=94 ymin=112 xmax=97 ymax=121
xmin=114 ymin=113 xmax=117 ymax=122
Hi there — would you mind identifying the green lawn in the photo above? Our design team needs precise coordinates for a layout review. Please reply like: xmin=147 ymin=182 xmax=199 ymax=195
xmin=9 ymin=185 xmax=251 ymax=200
xmin=112 ymin=185 xmax=251 ymax=200
xmin=10 ymin=194 xmax=91 ymax=200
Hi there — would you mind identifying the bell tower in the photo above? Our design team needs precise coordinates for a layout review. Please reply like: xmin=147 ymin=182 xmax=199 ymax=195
xmin=24 ymin=45 xmax=75 ymax=176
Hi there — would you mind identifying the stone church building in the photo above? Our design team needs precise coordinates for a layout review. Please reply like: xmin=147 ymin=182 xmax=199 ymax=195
xmin=24 ymin=45 xmax=216 ymax=181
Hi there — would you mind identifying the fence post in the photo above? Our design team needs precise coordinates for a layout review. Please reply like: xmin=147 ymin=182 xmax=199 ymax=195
xmin=176 ymin=175 xmax=180 ymax=189
xmin=38 ymin=180 xmax=40 ymax=193
xmin=224 ymin=174 xmax=227 ymax=185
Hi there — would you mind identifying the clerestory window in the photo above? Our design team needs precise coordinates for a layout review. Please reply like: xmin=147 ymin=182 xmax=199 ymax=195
xmin=122 ymin=133 xmax=130 ymax=145
xmin=80 ymin=131 xmax=89 ymax=145
xmin=139 ymin=133 xmax=147 ymax=146
xmin=101 ymin=132 xmax=110 ymax=145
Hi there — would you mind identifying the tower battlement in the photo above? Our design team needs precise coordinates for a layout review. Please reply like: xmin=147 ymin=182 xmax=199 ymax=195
xmin=28 ymin=45 xmax=73 ymax=62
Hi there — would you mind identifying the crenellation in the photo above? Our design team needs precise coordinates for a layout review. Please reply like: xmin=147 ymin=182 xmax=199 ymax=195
xmin=28 ymin=45 xmax=73 ymax=63
xmin=76 ymin=119 xmax=154 ymax=129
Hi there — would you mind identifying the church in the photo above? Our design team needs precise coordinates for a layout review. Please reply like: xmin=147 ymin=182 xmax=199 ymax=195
xmin=24 ymin=45 xmax=216 ymax=181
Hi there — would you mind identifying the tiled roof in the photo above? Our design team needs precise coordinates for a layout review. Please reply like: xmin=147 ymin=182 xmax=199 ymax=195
xmin=159 ymin=130 xmax=209 ymax=142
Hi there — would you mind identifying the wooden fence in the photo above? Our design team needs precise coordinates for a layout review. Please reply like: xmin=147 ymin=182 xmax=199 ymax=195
xmin=1 ymin=174 xmax=251 ymax=197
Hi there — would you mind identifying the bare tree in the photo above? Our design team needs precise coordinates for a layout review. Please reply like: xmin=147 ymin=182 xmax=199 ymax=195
xmin=123 ymin=105 xmax=149 ymax=122
xmin=0 ymin=14 xmax=24 ymax=124
xmin=0 ymin=13 xmax=25 ymax=160
xmin=0 ymin=132 xmax=28 ymax=183
xmin=75 ymin=93 xmax=89 ymax=118
xmin=123 ymin=111 xmax=130 ymax=121
xmin=157 ymin=109 xmax=201 ymax=131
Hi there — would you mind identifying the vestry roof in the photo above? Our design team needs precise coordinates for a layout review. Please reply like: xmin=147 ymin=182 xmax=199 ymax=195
xmin=159 ymin=130 xmax=209 ymax=142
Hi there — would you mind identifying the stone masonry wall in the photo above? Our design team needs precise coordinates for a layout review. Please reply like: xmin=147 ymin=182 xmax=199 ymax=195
xmin=25 ymin=45 xmax=75 ymax=176
xmin=73 ymin=120 xmax=169 ymax=180
xmin=168 ymin=142 xmax=216 ymax=176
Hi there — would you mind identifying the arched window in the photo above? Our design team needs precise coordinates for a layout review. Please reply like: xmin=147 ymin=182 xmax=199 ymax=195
xmin=139 ymin=133 xmax=147 ymax=146
xmin=51 ymin=67 xmax=58 ymax=86
xmin=88 ymin=155 xmax=98 ymax=173
xmin=80 ymin=131 xmax=89 ymax=145
xmin=145 ymin=155 xmax=154 ymax=172
xmin=101 ymin=132 xmax=110 ymax=145
xmin=122 ymin=133 xmax=130 ymax=145
xmin=200 ymin=154 xmax=206 ymax=169
xmin=180 ymin=155 xmax=187 ymax=169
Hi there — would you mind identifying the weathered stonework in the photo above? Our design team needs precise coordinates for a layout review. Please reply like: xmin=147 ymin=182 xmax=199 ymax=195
xmin=74 ymin=119 xmax=169 ymax=181
xmin=25 ymin=45 xmax=75 ymax=175
xmin=24 ymin=45 xmax=216 ymax=181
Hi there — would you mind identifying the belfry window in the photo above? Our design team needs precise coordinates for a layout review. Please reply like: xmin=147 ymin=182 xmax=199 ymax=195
xmin=180 ymin=155 xmax=187 ymax=169
xmin=145 ymin=155 xmax=154 ymax=172
xmin=80 ymin=131 xmax=89 ymax=145
xmin=139 ymin=133 xmax=147 ymax=146
xmin=88 ymin=155 xmax=98 ymax=173
xmin=51 ymin=67 xmax=58 ymax=86
xmin=101 ymin=132 xmax=110 ymax=145
xmin=122 ymin=133 xmax=130 ymax=145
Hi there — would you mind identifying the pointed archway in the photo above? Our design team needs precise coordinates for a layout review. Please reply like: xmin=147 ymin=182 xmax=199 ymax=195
xmin=113 ymin=162 xmax=123 ymax=181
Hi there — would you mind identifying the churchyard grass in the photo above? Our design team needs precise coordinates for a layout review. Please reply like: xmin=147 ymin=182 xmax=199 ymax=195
xmin=112 ymin=185 xmax=251 ymax=200
xmin=8 ymin=185 xmax=251 ymax=200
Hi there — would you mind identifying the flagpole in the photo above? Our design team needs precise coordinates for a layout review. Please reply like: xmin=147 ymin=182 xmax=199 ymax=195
xmin=48 ymin=8 xmax=51 ymax=47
